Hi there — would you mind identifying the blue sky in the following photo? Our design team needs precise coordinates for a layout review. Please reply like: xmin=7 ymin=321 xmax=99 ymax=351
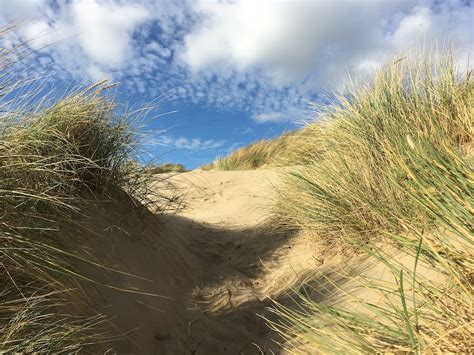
xmin=1 ymin=0 xmax=472 ymax=168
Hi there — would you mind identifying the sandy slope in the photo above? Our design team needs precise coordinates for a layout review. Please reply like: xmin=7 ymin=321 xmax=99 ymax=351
xmin=81 ymin=169 xmax=323 ymax=354
xmin=161 ymin=169 xmax=280 ymax=226
xmin=80 ymin=168 xmax=448 ymax=354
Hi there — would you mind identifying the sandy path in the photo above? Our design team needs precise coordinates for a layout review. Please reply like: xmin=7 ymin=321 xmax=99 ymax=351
xmin=159 ymin=169 xmax=281 ymax=226
xmin=152 ymin=169 xmax=319 ymax=353
xmin=84 ymin=168 xmax=447 ymax=354
xmin=84 ymin=169 xmax=320 ymax=354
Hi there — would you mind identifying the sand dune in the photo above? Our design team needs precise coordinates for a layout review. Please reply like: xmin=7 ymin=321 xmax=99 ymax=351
xmin=157 ymin=169 xmax=281 ymax=226
xmin=79 ymin=169 xmax=322 ymax=353
xmin=75 ymin=167 xmax=447 ymax=354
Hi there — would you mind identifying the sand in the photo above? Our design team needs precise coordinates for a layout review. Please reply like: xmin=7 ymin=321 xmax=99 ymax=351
xmin=79 ymin=169 xmax=322 ymax=354
xmin=80 ymin=168 xmax=443 ymax=354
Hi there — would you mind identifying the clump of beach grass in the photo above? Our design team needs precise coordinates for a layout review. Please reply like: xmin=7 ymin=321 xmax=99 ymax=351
xmin=146 ymin=162 xmax=187 ymax=174
xmin=267 ymin=52 xmax=473 ymax=353
xmin=203 ymin=131 xmax=307 ymax=170
xmin=0 ymin=31 xmax=159 ymax=351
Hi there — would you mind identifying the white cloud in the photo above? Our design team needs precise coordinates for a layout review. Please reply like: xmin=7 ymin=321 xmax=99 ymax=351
xmin=1 ymin=0 xmax=472 ymax=126
xmin=252 ymin=112 xmax=288 ymax=124
xmin=180 ymin=0 xmax=473 ymax=88
xmin=2 ymin=0 xmax=152 ymax=77
xmin=179 ymin=1 xmax=396 ymax=85
xmin=69 ymin=0 xmax=150 ymax=67
xmin=0 ymin=0 xmax=43 ymax=20
xmin=21 ymin=20 xmax=51 ymax=43
xmin=153 ymin=134 xmax=225 ymax=151
xmin=388 ymin=2 xmax=474 ymax=62
xmin=390 ymin=6 xmax=433 ymax=46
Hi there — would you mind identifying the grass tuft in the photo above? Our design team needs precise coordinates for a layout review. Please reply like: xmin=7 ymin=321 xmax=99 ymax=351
xmin=146 ymin=162 xmax=187 ymax=174
xmin=0 ymin=29 xmax=160 ymax=352
xmin=266 ymin=52 xmax=473 ymax=353
xmin=202 ymin=131 xmax=306 ymax=170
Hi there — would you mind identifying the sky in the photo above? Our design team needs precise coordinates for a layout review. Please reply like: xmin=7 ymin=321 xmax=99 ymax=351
xmin=1 ymin=0 xmax=472 ymax=168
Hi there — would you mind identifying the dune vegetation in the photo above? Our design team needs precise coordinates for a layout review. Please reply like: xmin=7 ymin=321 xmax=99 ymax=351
xmin=266 ymin=54 xmax=473 ymax=353
xmin=0 ymin=36 xmax=161 ymax=351
xmin=146 ymin=162 xmax=187 ymax=174
xmin=202 ymin=130 xmax=307 ymax=170
xmin=2 ymin=21 xmax=472 ymax=353
xmin=206 ymin=52 xmax=472 ymax=353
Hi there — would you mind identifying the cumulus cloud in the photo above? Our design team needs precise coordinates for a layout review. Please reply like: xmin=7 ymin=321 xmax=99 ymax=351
xmin=68 ymin=0 xmax=150 ymax=67
xmin=180 ymin=0 xmax=473 ymax=88
xmin=388 ymin=3 xmax=473 ymax=62
xmin=180 ymin=1 xmax=395 ymax=84
xmin=1 ymin=0 xmax=152 ymax=78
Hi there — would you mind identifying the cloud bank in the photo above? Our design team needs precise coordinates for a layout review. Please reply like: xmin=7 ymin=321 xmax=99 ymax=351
xmin=181 ymin=0 xmax=472 ymax=86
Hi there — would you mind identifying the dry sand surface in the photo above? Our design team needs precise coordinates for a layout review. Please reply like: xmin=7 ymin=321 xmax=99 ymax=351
xmin=81 ymin=169 xmax=325 ymax=354
xmin=79 ymin=168 xmax=443 ymax=354
xmin=159 ymin=169 xmax=281 ymax=226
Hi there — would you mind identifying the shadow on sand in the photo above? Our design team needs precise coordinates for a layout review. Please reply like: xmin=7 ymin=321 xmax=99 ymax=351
xmin=79 ymin=191 xmax=346 ymax=354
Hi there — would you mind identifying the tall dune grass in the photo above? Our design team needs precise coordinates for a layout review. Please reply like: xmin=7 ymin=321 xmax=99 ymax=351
xmin=203 ymin=122 xmax=332 ymax=171
xmin=0 ymin=32 xmax=157 ymax=351
xmin=267 ymin=53 xmax=473 ymax=352
xmin=202 ymin=131 xmax=303 ymax=170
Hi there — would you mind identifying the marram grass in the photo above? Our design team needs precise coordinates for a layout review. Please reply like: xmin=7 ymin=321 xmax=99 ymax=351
xmin=267 ymin=53 xmax=473 ymax=353
xmin=0 ymin=31 xmax=160 ymax=351
xmin=202 ymin=130 xmax=307 ymax=170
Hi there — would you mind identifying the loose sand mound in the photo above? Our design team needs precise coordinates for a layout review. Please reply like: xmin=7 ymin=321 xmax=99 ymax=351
xmin=80 ymin=169 xmax=325 ymax=353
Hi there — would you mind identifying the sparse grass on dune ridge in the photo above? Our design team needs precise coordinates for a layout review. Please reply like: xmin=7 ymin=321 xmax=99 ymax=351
xmin=202 ymin=130 xmax=307 ymax=170
xmin=203 ymin=121 xmax=331 ymax=171
xmin=0 ymin=31 xmax=159 ymax=351
xmin=146 ymin=162 xmax=187 ymax=174
xmin=266 ymin=52 xmax=473 ymax=353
